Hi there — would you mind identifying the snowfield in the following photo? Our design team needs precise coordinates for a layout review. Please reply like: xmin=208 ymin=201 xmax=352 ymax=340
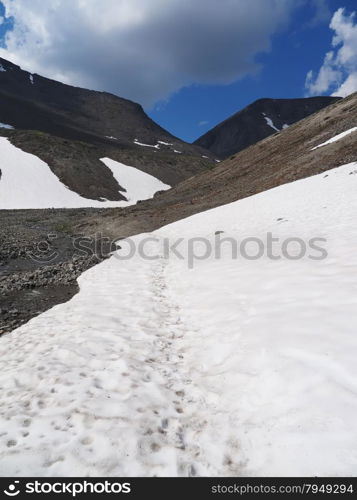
xmin=0 ymin=138 xmax=170 ymax=209
xmin=1 ymin=162 xmax=357 ymax=476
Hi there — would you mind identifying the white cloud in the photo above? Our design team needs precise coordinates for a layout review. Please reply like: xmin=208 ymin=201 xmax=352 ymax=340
xmin=332 ymin=73 xmax=357 ymax=97
xmin=198 ymin=120 xmax=209 ymax=127
xmin=0 ymin=0 xmax=307 ymax=106
xmin=305 ymin=8 xmax=357 ymax=97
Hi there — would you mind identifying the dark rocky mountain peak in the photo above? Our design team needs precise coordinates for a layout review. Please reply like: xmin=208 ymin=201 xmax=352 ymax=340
xmin=194 ymin=96 xmax=341 ymax=159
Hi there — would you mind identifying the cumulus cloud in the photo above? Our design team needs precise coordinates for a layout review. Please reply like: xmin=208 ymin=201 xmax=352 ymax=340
xmin=305 ymin=8 xmax=357 ymax=97
xmin=0 ymin=0 xmax=320 ymax=106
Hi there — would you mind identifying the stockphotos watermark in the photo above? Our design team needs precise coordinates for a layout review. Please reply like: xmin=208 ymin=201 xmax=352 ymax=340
xmin=28 ymin=231 xmax=328 ymax=268
xmin=3 ymin=480 xmax=131 ymax=497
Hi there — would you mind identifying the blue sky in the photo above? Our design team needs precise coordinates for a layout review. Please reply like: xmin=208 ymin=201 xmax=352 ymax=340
xmin=149 ymin=0 xmax=356 ymax=141
xmin=0 ymin=0 xmax=356 ymax=142
xmin=0 ymin=2 xmax=12 ymax=42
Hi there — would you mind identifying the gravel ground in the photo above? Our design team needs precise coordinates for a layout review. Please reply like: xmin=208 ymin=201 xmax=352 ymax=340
xmin=0 ymin=208 xmax=116 ymax=334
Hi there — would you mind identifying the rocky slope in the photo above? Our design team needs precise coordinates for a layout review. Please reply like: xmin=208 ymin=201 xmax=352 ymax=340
xmin=194 ymin=96 xmax=341 ymax=159
xmin=0 ymin=56 xmax=210 ymax=154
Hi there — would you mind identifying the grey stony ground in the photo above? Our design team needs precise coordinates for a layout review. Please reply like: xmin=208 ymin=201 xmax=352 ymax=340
xmin=0 ymin=208 xmax=116 ymax=334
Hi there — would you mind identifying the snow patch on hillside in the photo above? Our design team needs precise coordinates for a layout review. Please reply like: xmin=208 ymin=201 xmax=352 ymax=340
xmin=101 ymin=157 xmax=170 ymax=204
xmin=262 ymin=113 xmax=280 ymax=132
xmin=134 ymin=139 xmax=160 ymax=149
xmin=0 ymin=122 xmax=14 ymax=129
xmin=0 ymin=138 xmax=170 ymax=209
xmin=157 ymin=140 xmax=173 ymax=146
xmin=1 ymin=162 xmax=357 ymax=476
xmin=311 ymin=127 xmax=357 ymax=150
xmin=134 ymin=139 xmax=182 ymax=153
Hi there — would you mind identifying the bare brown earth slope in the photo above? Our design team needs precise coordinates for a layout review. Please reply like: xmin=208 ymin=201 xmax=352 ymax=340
xmin=1 ymin=92 xmax=356 ymax=333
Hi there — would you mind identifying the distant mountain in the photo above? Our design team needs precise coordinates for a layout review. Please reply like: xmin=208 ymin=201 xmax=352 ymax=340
xmin=0 ymin=56 xmax=215 ymax=203
xmin=194 ymin=96 xmax=341 ymax=159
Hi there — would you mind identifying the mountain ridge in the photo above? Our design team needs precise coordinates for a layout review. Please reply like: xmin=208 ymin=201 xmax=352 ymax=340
xmin=0 ymin=56 xmax=205 ymax=152
xmin=194 ymin=95 xmax=341 ymax=158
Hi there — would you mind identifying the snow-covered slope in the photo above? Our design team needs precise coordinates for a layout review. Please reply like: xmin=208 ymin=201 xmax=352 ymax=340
xmin=0 ymin=138 xmax=170 ymax=209
xmin=1 ymin=162 xmax=357 ymax=476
